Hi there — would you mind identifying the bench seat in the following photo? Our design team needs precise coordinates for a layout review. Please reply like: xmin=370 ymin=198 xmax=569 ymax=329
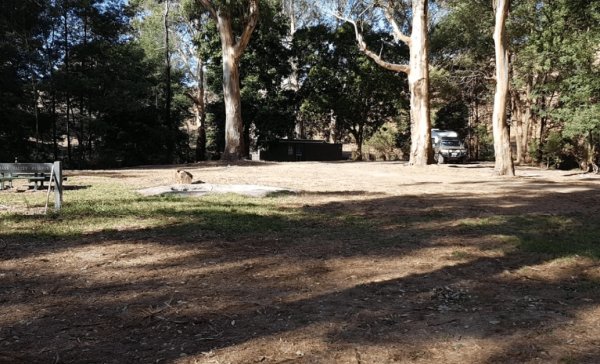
xmin=0 ymin=162 xmax=64 ymax=210
xmin=1 ymin=173 xmax=67 ymax=190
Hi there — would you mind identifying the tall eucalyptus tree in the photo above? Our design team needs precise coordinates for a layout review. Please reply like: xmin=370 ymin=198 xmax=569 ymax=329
xmin=331 ymin=0 xmax=433 ymax=166
xmin=196 ymin=0 xmax=259 ymax=160
xmin=491 ymin=0 xmax=514 ymax=175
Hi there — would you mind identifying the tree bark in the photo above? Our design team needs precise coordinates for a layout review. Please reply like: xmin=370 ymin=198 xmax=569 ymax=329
xmin=337 ymin=0 xmax=432 ymax=165
xmin=196 ymin=122 xmax=207 ymax=160
xmin=52 ymin=90 xmax=58 ymax=160
xmin=588 ymin=131 xmax=599 ymax=173
xmin=408 ymin=0 xmax=432 ymax=166
xmin=511 ymin=91 xmax=524 ymax=164
xmin=195 ymin=58 xmax=207 ymax=161
xmin=218 ymin=13 xmax=245 ymax=160
xmin=188 ymin=88 xmax=207 ymax=161
xmin=63 ymin=7 xmax=72 ymax=164
xmin=521 ymin=80 xmax=533 ymax=163
xmin=351 ymin=129 xmax=363 ymax=160
xmin=199 ymin=0 xmax=259 ymax=160
xmin=491 ymin=0 xmax=515 ymax=176
xmin=535 ymin=114 xmax=546 ymax=164
xmin=329 ymin=111 xmax=337 ymax=143
xmin=164 ymin=0 xmax=174 ymax=163
xmin=47 ymin=22 xmax=58 ymax=161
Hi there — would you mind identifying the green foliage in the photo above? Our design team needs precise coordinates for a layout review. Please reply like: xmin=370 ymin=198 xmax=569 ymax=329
xmin=0 ymin=0 xmax=48 ymax=161
xmin=429 ymin=0 xmax=495 ymax=160
xmin=240 ymin=3 xmax=295 ymax=147
xmin=474 ymin=124 xmax=494 ymax=161
xmin=1 ymin=0 xmax=598 ymax=167
xmin=434 ymin=101 xmax=469 ymax=137
xmin=198 ymin=1 xmax=294 ymax=154
xmin=295 ymin=23 xmax=408 ymax=156
xmin=511 ymin=0 xmax=600 ymax=168
xmin=0 ymin=0 xmax=191 ymax=167
xmin=431 ymin=0 xmax=493 ymax=65
xmin=527 ymin=139 xmax=539 ymax=163
xmin=432 ymin=0 xmax=599 ymax=166
xmin=365 ymin=124 xmax=401 ymax=160
xmin=541 ymin=131 xmax=564 ymax=169
xmin=2 ymin=173 xmax=599 ymax=260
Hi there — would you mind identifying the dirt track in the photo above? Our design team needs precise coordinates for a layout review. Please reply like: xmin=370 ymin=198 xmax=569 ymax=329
xmin=1 ymin=161 xmax=599 ymax=364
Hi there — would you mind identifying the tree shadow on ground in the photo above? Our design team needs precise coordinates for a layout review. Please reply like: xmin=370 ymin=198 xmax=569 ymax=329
xmin=0 ymin=181 xmax=599 ymax=363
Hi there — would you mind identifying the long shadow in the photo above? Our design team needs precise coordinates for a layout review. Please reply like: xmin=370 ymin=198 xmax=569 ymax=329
xmin=134 ymin=160 xmax=279 ymax=169
xmin=0 ymin=182 xmax=599 ymax=363
xmin=2 ymin=245 xmax=598 ymax=363
xmin=448 ymin=163 xmax=494 ymax=169
xmin=66 ymin=171 xmax=145 ymax=179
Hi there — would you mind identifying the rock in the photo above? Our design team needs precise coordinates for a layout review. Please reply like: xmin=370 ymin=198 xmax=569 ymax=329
xmin=138 ymin=184 xmax=297 ymax=198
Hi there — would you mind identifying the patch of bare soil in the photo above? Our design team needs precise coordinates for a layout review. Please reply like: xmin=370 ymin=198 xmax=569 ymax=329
xmin=1 ymin=161 xmax=600 ymax=364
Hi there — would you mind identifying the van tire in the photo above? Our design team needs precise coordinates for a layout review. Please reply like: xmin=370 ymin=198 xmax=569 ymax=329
xmin=437 ymin=154 xmax=445 ymax=164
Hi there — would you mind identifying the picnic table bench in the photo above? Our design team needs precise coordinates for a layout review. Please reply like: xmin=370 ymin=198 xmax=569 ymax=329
xmin=0 ymin=172 xmax=66 ymax=190
xmin=0 ymin=162 xmax=64 ymax=210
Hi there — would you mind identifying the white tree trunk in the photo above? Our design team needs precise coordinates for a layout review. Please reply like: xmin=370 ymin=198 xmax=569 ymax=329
xmin=218 ymin=13 xmax=245 ymax=160
xmin=199 ymin=0 xmax=258 ymax=160
xmin=491 ymin=0 xmax=515 ymax=176
xmin=335 ymin=0 xmax=432 ymax=165
xmin=408 ymin=0 xmax=432 ymax=166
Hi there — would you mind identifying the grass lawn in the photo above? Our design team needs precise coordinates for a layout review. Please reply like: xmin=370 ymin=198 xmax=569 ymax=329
xmin=1 ymin=161 xmax=599 ymax=363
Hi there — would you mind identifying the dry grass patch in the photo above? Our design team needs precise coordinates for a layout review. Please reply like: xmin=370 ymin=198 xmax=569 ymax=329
xmin=1 ymin=161 xmax=599 ymax=363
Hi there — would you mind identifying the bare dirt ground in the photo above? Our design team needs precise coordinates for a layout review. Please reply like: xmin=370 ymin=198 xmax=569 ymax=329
xmin=1 ymin=161 xmax=599 ymax=364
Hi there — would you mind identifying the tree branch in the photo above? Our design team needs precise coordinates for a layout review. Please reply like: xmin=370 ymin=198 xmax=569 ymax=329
xmin=382 ymin=0 xmax=411 ymax=46
xmin=184 ymin=91 xmax=198 ymax=104
xmin=176 ymin=45 xmax=195 ymax=82
xmin=332 ymin=12 xmax=410 ymax=74
xmin=233 ymin=0 xmax=259 ymax=59
xmin=197 ymin=0 xmax=216 ymax=19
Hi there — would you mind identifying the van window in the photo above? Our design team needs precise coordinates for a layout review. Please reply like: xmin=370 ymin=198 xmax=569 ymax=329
xmin=441 ymin=140 xmax=460 ymax=147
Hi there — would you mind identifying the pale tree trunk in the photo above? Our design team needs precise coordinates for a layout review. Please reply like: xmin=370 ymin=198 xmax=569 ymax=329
xmin=408 ymin=0 xmax=432 ymax=166
xmin=491 ymin=0 xmax=515 ymax=176
xmin=63 ymin=7 xmax=72 ymax=163
xmin=189 ymin=88 xmax=207 ymax=161
xmin=329 ymin=111 xmax=337 ymax=143
xmin=218 ymin=14 xmax=245 ymax=160
xmin=48 ymin=23 xmax=58 ymax=160
xmin=164 ymin=0 xmax=174 ymax=162
xmin=195 ymin=59 xmax=207 ymax=161
xmin=180 ymin=17 xmax=208 ymax=161
xmin=292 ymin=62 xmax=304 ymax=139
xmin=336 ymin=0 xmax=432 ymax=165
xmin=199 ymin=0 xmax=259 ymax=161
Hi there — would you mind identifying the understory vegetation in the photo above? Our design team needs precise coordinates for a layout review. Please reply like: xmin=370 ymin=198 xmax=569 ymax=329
xmin=1 ymin=0 xmax=598 ymax=168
